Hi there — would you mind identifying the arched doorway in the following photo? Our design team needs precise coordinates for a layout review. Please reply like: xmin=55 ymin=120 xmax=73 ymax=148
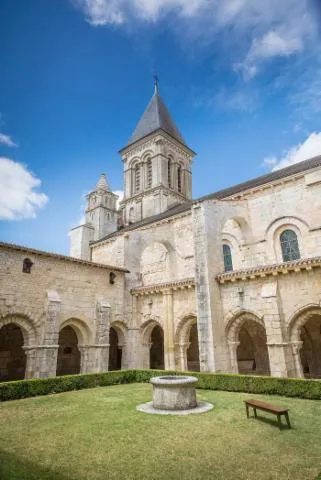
xmin=299 ymin=315 xmax=321 ymax=378
xmin=236 ymin=319 xmax=270 ymax=375
xmin=0 ymin=324 xmax=26 ymax=381
xmin=56 ymin=326 xmax=81 ymax=376
xmin=109 ymin=327 xmax=122 ymax=370
xmin=187 ymin=324 xmax=200 ymax=371
xmin=150 ymin=325 xmax=164 ymax=369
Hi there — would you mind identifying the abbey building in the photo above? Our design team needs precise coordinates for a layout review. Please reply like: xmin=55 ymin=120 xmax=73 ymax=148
xmin=1 ymin=85 xmax=321 ymax=381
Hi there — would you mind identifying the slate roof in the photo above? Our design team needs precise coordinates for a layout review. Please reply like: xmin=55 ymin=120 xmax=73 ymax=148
xmin=91 ymin=155 xmax=321 ymax=245
xmin=124 ymin=87 xmax=186 ymax=148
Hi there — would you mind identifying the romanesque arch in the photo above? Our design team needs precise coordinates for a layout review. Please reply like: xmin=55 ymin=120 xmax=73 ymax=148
xmin=0 ymin=314 xmax=38 ymax=381
xmin=56 ymin=318 xmax=92 ymax=376
xmin=288 ymin=306 xmax=321 ymax=378
xmin=141 ymin=319 xmax=164 ymax=370
xmin=226 ymin=311 xmax=270 ymax=375
xmin=109 ymin=321 xmax=127 ymax=371
xmin=175 ymin=315 xmax=200 ymax=371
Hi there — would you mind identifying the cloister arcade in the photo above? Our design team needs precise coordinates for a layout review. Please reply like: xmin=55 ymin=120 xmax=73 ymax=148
xmin=1 ymin=308 xmax=320 ymax=380
xmin=226 ymin=312 xmax=270 ymax=376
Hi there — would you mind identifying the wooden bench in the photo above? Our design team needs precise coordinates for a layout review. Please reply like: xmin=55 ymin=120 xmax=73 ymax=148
xmin=244 ymin=399 xmax=291 ymax=430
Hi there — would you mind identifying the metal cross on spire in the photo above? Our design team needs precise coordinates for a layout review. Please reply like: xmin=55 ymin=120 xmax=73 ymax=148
xmin=153 ymin=74 xmax=159 ymax=92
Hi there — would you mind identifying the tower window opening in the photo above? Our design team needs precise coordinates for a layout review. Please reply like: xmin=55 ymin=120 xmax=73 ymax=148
xmin=168 ymin=158 xmax=172 ymax=188
xmin=178 ymin=165 xmax=182 ymax=193
xmin=147 ymin=158 xmax=152 ymax=188
xmin=135 ymin=165 xmax=141 ymax=193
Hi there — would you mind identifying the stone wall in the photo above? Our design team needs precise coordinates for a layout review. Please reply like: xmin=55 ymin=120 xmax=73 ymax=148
xmin=0 ymin=244 xmax=126 ymax=379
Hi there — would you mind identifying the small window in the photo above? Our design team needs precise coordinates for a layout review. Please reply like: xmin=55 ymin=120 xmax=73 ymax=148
xmin=109 ymin=272 xmax=116 ymax=284
xmin=168 ymin=158 xmax=172 ymax=188
xmin=280 ymin=229 xmax=300 ymax=262
xmin=147 ymin=158 xmax=152 ymax=188
xmin=135 ymin=164 xmax=140 ymax=193
xmin=177 ymin=165 xmax=182 ymax=193
xmin=223 ymin=244 xmax=233 ymax=272
xmin=22 ymin=258 xmax=33 ymax=273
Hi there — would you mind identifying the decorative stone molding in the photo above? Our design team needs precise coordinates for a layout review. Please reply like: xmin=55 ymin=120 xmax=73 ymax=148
xmin=216 ymin=256 xmax=321 ymax=283
xmin=131 ymin=278 xmax=195 ymax=296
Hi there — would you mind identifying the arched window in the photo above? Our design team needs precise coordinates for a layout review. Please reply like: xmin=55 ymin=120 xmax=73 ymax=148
xmin=129 ymin=207 xmax=135 ymax=224
xmin=280 ymin=229 xmax=300 ymax=262
xmin=146 ymin=158 xmax=152 ymax=188
xmin=168 ymin=157 xmax=172 ymax=188
xmin=135 ymin=164 xmax=140 ymax=193
xmin=177 ymin=165 xmax=182 ymax=193
xmin=223 ymin=244 xmax=233 ymax=272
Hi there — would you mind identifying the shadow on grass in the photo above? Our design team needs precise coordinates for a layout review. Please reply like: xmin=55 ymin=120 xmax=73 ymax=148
xmin=0 ymin=450 xmax=74 ymax=480
xmin=247 ymin=415 xmax=292 ymax=431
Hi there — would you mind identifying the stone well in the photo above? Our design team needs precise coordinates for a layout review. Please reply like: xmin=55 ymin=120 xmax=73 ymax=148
xmin=136 ymin=375 xmax=213 ymax=415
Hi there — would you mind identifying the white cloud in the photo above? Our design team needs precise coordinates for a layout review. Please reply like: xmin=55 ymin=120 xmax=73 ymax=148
xmin=72 ymin=0 xmax=316 ymax=76
xmin=0 ymin=133 xmax=17 ymax=147
xmin=263 ymin=132 xmax=321 ymax=171
xmin=73 ymin=0 xmax=204 ymax=25
xmin=0 ymin=157 xmax=48 ymax=220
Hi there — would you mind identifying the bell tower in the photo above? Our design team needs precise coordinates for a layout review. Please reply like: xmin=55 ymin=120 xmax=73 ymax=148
xmin=119 ymin=82 xmax=196 ymax=226
xmin=69 ymin=174 xmax=118 ymax=259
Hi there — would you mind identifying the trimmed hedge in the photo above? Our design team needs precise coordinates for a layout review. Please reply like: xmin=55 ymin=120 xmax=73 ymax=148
xmin=133 ymin=370 xmax=321 ymax=399
xmin=1 ymin=369 xmax=320 ymax=402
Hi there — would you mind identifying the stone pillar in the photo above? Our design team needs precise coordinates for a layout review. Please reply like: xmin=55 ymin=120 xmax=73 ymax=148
xmin=291 ymin=341 xmax=304 ymax=378
xmin=163 ymin=288 xmax=175 ymax=370
xmin=260 ymin=282 xmax=289 ymax=378
xmin=90 ymin=297 xmax=112 ymax=373
xmin=80 ymin=345 xmax=110 ymax=373
xmin=34 ymin=290 xmax=61 ymax=378
xmin=23 ymin=346 xmax=37 ymax=379
xmin=227 ymin=341 xmax=240 ymax=373
xmin=125 ymin=294 xmax=141 ymax=369
xmin=176 ymin=342 xmax=189 ymax=371
xmin=126 ymin=327 xmax=142 ymax=369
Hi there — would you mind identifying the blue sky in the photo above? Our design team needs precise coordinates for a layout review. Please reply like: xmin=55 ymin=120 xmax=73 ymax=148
xmin=1 ymin=0 xmax=321 ymax=254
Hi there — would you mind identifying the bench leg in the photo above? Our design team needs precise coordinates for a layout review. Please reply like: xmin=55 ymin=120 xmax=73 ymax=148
xmin=277 ymin=414 xmax=282 ymax=430
xmin=253 ymin=408 xmax=257 ymax=418
xmin=285 ymin=412 xmax=291 ymax=429
xmin=246 ymin=404 xmax=249 ymax=418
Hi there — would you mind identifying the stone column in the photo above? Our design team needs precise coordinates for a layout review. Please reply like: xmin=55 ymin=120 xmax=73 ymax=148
xmin=35 ymin=290 xmax=61 ymax=378
xmin=163 ymin=288 xmax=175 ymax=370
xmin=126 ymin=327 xmax=142 ymax=369
xmin=261 ymin=282 xmax=289 ymax=377
xmin=291 ymin=341 xmax=304 ymax=378
xmin=86 ymin=297 xmax=112 ymax=373
xmin=176 ymin=342 xmax=189 ymax=371
xmin=227 ymin=341 xmax=240 ymax=373
xmin=23 ymin=346 xmax=37 ymax=379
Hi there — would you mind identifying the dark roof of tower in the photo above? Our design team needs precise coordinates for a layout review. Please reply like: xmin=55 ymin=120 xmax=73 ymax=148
xmin=124 ymin=87 xmax=186 ymax=148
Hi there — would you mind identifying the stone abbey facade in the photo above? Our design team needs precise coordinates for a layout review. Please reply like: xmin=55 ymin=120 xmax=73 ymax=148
xmin=1 ymin=85 xmax=321 ymax=381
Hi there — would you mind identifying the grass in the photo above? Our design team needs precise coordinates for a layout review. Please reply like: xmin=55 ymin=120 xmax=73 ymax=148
xmin=1 ymin=384 xmax=321 ymax=480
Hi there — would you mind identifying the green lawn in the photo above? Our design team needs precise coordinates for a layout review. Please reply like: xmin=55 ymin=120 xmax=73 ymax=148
xmin=1 ymin=384 xmax=320 ymax=480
